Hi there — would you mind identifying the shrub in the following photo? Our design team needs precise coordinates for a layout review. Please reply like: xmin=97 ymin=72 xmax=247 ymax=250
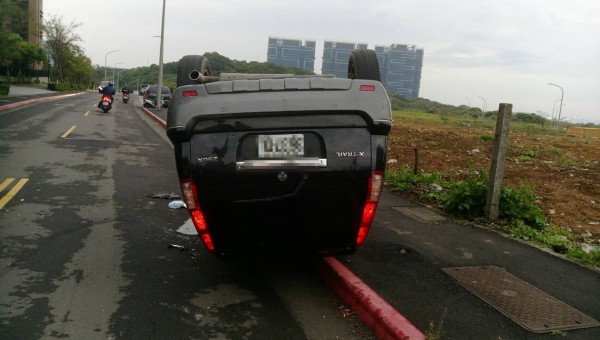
xmin=440 ymin=171 xmax=487 ymax=215
xmin=386 ymin=168 xmax=547 ymax=229
xmin=500 ymin=186 xmax=546 ymax=229
xmin=0 ymin=84 xmax=10 ymax=96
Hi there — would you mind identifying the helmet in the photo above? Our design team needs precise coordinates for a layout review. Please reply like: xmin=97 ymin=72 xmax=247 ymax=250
xmin=108 ymin=81 xmax=114 ymax=86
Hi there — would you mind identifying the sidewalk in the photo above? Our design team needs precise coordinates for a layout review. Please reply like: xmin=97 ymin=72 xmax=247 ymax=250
xmin=7 ymin=85 xmax=55 ymax=96
xmin=0 ymin=86 xmax=85 ymax=112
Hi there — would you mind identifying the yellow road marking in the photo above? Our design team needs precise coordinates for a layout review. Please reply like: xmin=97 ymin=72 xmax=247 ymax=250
xmin=61 ymin=125 xmax=76 ymax=138
xmin=0 ymin=178 xmax=29 ymax=210
xmin=0 ymin=178 xmax=15 ymax=192
xmin=84 ymin=111 xmax=89 ymax=117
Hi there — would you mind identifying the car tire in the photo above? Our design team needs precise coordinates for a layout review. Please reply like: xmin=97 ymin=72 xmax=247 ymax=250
xmin=348 ymin=49 xmax=381 ymax=81
xmin=177 ymin=55 xmax=212 ymax=87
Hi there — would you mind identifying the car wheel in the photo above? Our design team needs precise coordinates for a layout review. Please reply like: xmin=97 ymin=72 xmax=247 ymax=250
xmin=177 ymin=55 xmax=212 ymax=87
xmin=348 ymin=49 xmax=381 ymax=81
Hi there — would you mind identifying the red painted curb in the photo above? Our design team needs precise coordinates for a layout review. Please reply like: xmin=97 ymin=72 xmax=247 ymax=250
xmin=318 ymin=257 xmax=425 ymax=340
xmin=141 ymin=106 xmax=167 ymax=129
xmin=0 ymin=92 xmax=83 ymax=111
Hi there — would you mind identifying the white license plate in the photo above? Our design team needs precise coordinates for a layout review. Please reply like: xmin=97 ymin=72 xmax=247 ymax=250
xmin=102 ymin=102 xmax=109 ymax=106
xmin=258 ymin=134 xmax=304 ymax=158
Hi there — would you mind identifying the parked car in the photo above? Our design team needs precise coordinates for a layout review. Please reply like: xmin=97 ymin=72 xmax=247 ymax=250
xmin=166 ymin=50 xmax=391 ymax=258
xmin=143 ymin=85 xmax=171 ymax=108
xmin=139 ymin=84 xmax=150 ymax=96
xmin=98 ymin=80 xmax=110 ymax=93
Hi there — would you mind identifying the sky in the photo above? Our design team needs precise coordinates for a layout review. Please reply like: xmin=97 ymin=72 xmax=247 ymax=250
xmin=44 ymin=0 xmax=600 ymax=123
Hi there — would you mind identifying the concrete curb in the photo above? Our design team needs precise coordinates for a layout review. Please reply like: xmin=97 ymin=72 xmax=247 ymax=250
xmin=139 ymin=107 xmax=425 ymax=339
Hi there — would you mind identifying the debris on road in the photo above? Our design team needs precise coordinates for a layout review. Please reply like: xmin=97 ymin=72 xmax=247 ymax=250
xmin=168 ymin=244 xmax=186 ymax=251
xmin=177 ymin=219 xmax=198 ymax=235
xmin=147 ymin=192 xmax=181 ymax=199
xmin=339 ymin=305 xmax=356 ymax=318
xmin=168 ymin=200 xmax=186 ymax=209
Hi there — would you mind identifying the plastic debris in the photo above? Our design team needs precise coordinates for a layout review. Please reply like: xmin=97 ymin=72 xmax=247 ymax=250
xmin=168 ymin=244 xmax=186 ymax=251
xmin=147 ymin=192 xmax=181 ymax=199
xmin=168 ymin=200 xmax=186 ymax=209
xmin=338 ymin=305 xmax=356 ymax=317
xmin=177 ymin=219 xmax=198 ymax=235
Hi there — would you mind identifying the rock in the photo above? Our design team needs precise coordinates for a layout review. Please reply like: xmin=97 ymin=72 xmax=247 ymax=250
xmin=581 ymin=244 xmax=599 ymax=254
xmin=430 ymin=183 xmax=443 ymax=191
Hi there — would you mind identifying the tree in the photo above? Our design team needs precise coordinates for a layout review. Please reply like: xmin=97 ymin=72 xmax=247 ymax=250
xmin=43 ymin=15 xmax=91 ymax=84
xmin=0 ymin=1 xmax=47 ymax=82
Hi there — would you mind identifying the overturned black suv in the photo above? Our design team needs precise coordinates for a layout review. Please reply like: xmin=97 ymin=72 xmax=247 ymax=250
xmin=166 ymin=50 xmax=392 ymax=258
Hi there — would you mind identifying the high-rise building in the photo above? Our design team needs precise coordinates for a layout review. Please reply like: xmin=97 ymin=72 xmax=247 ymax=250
xmin=322 ymin=41 xmax=367 ymax=78
xmin=1 ymin=0 xmax=44 ymax=46
xmin=1 ymin=0 xmax=45 ymax=78
xmin=267 ymin=37 xmax=316 ymax=72
xmin=374 ymin=44 xmax=424 ymax=98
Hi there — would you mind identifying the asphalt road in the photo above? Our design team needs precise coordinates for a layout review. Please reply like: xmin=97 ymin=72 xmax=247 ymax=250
xmin=1 ymin=90 xmax=599 ymax=339
xmin=0 ymin=92 xmax=374 ymax=339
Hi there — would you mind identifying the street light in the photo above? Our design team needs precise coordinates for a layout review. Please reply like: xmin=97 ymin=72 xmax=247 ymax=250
xmin=478 ymin=96 xmax=487 ymax=119
xmin=547 ymin=83 xmax=564 ymax=135
xmin=157 ymin=0 xmax=166 ymax=110
xmin=112 ymin=62 xmax=123 ymax=84
xmin=104 ymin=50 xmax=119 ymax=80
xmin=551 ymin=98 xmax=561 ymax=124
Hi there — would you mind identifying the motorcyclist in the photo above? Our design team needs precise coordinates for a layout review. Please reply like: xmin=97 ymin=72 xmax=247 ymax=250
xmin=99 ymin=81 xmax=116 ymax=107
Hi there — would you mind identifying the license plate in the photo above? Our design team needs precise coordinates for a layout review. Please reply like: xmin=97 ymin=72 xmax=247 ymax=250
xmin=258 ymin=134 xmax=304 ymax=158
xmin=102 ymin=102 xmax=109 ymax=106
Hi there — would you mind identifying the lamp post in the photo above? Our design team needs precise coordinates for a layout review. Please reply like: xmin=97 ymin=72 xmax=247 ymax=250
xmin=104 ymin=50 xmax=119 ymax=80
xmin=157 ymin=0 xmax=166 ymax=110
xmin=112 ymin=62 xmax=123 ymax=85
xmin=547 ymin=83 xmax=564 ymax=135
xmin=478 ymin=96 xmax=487 ymax=120
xmin=551 ymin=98 xmax=561 ymax=125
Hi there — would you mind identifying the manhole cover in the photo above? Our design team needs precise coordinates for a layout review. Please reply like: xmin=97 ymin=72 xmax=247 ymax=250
xmin=392 ymin=206 xmax=445 ymax=224
xmin=442 ymin=265 xmax=600 ymax=333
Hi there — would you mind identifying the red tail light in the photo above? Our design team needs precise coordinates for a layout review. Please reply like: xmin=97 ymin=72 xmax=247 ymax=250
xmin=102 ymin=96 xmax=111 ymax=101
xmin=359 ymin=85 xmax=376 ymax=92
xmin=180 ymin=179 xmax=215 ymax=252
xmin=356 ymin=171 xmax=384 ymax=246
xmin=182 ymin=90 xmax=197 ymax=97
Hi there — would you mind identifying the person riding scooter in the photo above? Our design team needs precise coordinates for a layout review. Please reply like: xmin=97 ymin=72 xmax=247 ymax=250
xmin=98 ymin=81 xmax=116 ymax=108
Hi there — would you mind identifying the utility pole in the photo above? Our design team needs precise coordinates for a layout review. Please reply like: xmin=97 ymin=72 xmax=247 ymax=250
xmin=548 ymin=83 xmax=564 ymax=135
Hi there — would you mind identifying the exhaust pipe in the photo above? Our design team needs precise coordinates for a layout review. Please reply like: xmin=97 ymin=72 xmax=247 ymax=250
xmin=189 ymin=70 xmax=219 ymax=84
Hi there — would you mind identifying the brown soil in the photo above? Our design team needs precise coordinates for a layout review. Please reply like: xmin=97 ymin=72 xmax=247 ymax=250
xmin=386 ymin=117 xmax=600 ymax=246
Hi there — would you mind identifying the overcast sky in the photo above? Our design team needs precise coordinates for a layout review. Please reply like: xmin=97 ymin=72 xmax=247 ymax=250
xmin=45 ymin=0 xmax=600 ymax=123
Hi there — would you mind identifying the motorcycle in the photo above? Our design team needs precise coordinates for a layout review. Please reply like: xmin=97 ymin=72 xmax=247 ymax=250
xmin=122 ymin=91 xmax=130 ymax=104
xmin=99 ymin=95 xmax=112 ymax=113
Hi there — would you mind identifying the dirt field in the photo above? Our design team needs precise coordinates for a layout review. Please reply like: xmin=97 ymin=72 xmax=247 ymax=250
xmin=385 ymin=116 xmax=600 ymax=247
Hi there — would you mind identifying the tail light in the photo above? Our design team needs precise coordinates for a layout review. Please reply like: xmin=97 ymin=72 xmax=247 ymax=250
xmin=102 ymin=96 xmax=111 ymax=101
xmin=356 ymin=171 xmax=384 ymax=246
xmin=180 ymin=179 xmax=215 ymax=252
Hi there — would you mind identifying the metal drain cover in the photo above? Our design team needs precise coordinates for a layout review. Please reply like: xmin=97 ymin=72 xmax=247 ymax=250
xmin=442 ymin=265 xmax=600 ymax=333
xmin=392 ymin=206 xmax=446 ymax=224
